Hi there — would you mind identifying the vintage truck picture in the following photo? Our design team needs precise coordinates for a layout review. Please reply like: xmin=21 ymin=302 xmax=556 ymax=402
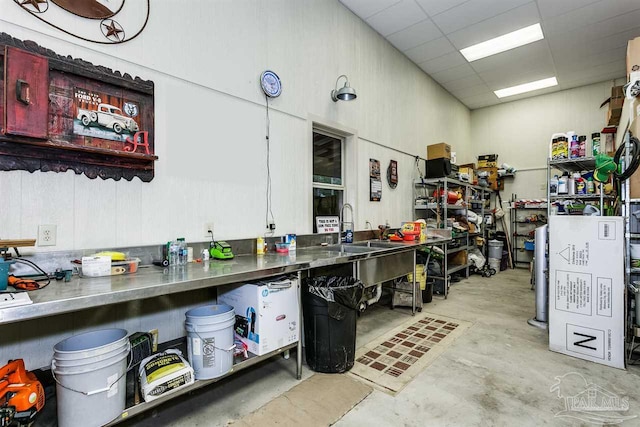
xmin=73 ymin=88 xmax=142 ymax=142
xmin=77 ymin=103 xmax=139 ymax=134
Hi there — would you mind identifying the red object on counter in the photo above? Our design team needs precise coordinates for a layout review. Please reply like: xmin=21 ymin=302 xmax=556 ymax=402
xmin=433 ymin=189 xmax=459 ymax=204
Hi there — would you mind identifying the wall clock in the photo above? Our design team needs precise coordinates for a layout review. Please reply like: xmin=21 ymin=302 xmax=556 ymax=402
xmin=260 ymin=70 xmax=282 ymax=98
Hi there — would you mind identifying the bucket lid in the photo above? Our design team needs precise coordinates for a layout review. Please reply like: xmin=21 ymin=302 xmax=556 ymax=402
xmin=186 ymin=304 xmax=234 ymax=318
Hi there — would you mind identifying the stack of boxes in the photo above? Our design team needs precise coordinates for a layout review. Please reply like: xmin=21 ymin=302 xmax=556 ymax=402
xmin=607 ymin=86 xmax=624 ymax=127
xmin=626 ymin=36 xmax=640 ymax=198
xmin=478 ymin=154 xmax=503 ymax=191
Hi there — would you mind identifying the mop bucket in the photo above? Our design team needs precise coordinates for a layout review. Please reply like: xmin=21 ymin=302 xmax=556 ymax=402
xmin=185 ymin=304 xmax=236 ymax=380
xmin=52 ymin=329 xmax=130 ymax=427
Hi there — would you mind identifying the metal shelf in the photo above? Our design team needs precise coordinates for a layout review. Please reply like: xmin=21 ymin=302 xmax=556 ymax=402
xmin=414 ymin=177 xmax=486 ymax=191
xmin=105 ymin=343 xmax=298 ymax=426
xmin=446 ymin=245 xmax=469 ymax=255
xmin=630 ymin=233 xmax=640 ymax=239
xmin=549 ymin=157 xmax=597 ymax=172
xmin=448 ymin=263 xmax=471 ymax=274
xmin=550 ymin=194 xmax=614 ymax=200
xmin=414 ymin=203 xmax=437 ymax=210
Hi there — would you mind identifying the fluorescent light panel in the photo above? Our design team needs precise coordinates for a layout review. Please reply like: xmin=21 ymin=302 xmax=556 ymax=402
xmin=494 ymin=77 xmax=558 ymax=98
xmin=460 ymin=23 xmax=544 ymax=62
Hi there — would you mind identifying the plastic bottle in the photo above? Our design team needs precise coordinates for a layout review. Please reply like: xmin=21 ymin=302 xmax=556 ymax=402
xmin=551 ymin=138 xmax=558 ymax=160
xmin=257 ymin=236 xmax=265 ymax=255
xmin=558 ymin=173 xmax=568 ymax=194
xmin=177 ymin=238 xmax=187 ymax=265
xmin=587 ymin=177 xmax=595 ymax=194
xmin=550 ymin=175 xmax=559 ymax=196
xmin=576 ymin=178 xmax=586 ymax=195
xmin=570 ymin=135 xmax=580 ymax=159
xmin=169 ymin=239 xmax=180 ymax=267
xmin=578 ymin=136 xmax=586 ymax=157
xmin=592 ymin=132 xmax=601 ymax=156
xmin=568 ymin=174 xmax=575 ymax=196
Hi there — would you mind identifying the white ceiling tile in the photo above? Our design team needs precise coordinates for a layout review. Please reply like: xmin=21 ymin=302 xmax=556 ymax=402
xmin=554 ymin=46 xmax=626 ymax=77
xmin=444 ymin=80 xmax=491 ymax=97
xmin=387 ymin=19 xmax=443 ymax=51
xmin=446 ymin=2 xmax=540 ymax=50
xmin=479 ymin=53 xmax=556 ymax=89
xmin=429 ymin=0 xmax=531 ymax=34
xmin=405 ymin=37 xmax=456 ymax=63
xmin=459 ymin=92 xmax=500 ymax=109
xmin=418 ymin=51 xmax=466 ymax=73
xmin=560 ymin=71 xmax=625 ymax=91
xmin=549 ymin=26 xmax=640 ymax=62
xmin=536 ymin=0 xmax=600 ymax=20
xmin=430 ymin=63 xmax=477 ymax=84
xmin=414 ymin=0 xmax=470 ymax=17
xmin=557 ymin=59 xmax=626 ymax=85
xmin=543 ymin=0 xmax=640 ymax=37
xmin=365 ymin=0 xmax=429 ymax=36
xmin=339 ymin=0 xmax=402 ymax=20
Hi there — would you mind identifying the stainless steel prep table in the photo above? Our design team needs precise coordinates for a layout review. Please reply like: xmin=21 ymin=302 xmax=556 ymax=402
xmin=0 ymin=237 xmax=449 ymax=425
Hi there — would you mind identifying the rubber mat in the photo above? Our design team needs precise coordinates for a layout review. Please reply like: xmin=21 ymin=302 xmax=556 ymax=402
xmin=349 ymin=312 xmax=471 ymax=395
xmin=230 ymin=373 xmax=372 ymax=427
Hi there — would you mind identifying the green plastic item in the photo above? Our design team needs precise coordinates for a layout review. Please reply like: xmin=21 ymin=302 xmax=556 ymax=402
xmin=594 ymin=153 xmax=616 ymax=182
xmin=210 ymin=241 xmax=234 ymax=260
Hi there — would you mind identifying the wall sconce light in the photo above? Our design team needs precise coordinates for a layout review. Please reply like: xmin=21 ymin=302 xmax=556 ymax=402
xmin=331 ymin=74 xmax=357 ymax=102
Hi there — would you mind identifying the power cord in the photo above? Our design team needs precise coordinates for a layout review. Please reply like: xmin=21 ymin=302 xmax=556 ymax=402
xmin=265 ymin=93 xmax=275 ymax=236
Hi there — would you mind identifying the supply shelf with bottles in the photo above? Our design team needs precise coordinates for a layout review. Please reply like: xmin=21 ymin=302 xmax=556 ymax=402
xmin=414 ymin=177 xmax=490 ymax=298
xmin=510 ymin=196 xmax=547 ymax=266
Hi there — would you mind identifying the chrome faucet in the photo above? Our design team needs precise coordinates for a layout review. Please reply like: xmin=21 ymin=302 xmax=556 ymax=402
xmin=339 ymin=203 xmax=354 ymax=242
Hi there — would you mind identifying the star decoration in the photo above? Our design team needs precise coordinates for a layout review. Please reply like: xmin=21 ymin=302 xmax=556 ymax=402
xmin=101 ymin=19 xmax=124 ymax=42
xmin=20 ymin=0 xmax=47 ymax=13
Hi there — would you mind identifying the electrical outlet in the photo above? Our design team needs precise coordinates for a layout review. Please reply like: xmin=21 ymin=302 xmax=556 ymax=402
xmin=148 ymin=328 xmax=159 ymax=352
xmin=38 ymin=224 xmax=57 ymax=246
xmin=204 ymin=222 xmax=214 ymax=238
xmin=267 ymin=221 xmax=276 ymax=231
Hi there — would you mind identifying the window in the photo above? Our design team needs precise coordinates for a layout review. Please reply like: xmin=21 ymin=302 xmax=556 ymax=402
xmin=313 ymin=130 xmax=344 ymax=232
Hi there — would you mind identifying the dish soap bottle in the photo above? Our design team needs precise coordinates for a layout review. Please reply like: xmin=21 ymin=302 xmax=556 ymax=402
xmin=257 ymin=236 xmax=265 ymax=255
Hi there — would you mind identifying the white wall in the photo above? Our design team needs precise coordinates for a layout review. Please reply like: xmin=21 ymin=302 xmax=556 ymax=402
xmin=0 ymin=0 xmax=472 ymax=369
xmin=0 ymin=0 xmax=470 ymax=251
xmin=470 ymin=80 xmax=622 ymax=201
xmin=469 ymin=79 xmax=623 ymax=259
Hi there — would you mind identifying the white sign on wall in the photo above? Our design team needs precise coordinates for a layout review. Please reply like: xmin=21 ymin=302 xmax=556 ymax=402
xmin=316 ymin=216 xmax=339 ymax=234
xmin=548 ymin=216 xmax=625 ymax=369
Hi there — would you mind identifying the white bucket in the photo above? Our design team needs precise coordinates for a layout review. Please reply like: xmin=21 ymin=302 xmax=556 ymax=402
xmin=488 ymin=240 xmax=504 ymax=260
xmin=489 ymin=258 xmax=501 ymax=272
xmin=52 ymin=329 xmax=130 ymax=427
xmin=185 ymin=304 xmax=236 ymax=380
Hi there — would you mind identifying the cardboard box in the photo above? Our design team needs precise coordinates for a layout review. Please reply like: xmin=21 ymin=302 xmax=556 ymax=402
xmin=427 ymin=142 xmax=451 ymax=160
xmin=478 ymin=167 xmax=503 ymax=191
xmin=628 ymin=36 xmax=640 ymax=81
xmin=218 ymin=277 xmax=299 ymax=356
xmin=607 ymin=109 xmax=621 ymax=126
xmin=448 ymin=250 xmax=467 ymax=266
xmin=548 ymin=216 xmax=625 ymax=369
xmin=478 ymin=154 xmax=498 ymax=168
xmin=458 ymin=166 xmax=475 ymax=184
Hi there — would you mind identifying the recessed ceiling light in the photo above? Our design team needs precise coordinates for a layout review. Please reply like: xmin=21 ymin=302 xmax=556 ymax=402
xmin=460 ymin=23 xmax=544 ymax=62
xmin=494 ymin=77 xmax=558 ymax=98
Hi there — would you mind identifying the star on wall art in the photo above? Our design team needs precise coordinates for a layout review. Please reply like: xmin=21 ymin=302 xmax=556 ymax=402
xmin=14 ymin=0 xmax=149 ymax=44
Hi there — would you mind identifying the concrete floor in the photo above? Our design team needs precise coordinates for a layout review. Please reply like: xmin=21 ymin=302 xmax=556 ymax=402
xmin=125 ymin=269 xmax=640 ymax=426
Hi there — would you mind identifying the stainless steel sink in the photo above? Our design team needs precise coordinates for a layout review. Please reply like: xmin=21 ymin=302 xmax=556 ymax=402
xmin=351 ymin=240 xmax=402 ymax=249
xmin=322 ymin=244 xmax=374 ymax=254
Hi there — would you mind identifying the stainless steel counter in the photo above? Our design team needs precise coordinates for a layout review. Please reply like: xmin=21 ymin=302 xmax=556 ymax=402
xmin=0 ymin=238 xmax=448 ymax=325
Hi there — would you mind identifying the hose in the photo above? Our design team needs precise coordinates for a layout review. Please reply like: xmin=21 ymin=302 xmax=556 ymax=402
xmin=613 ymin=136 xmax=640 ymax=181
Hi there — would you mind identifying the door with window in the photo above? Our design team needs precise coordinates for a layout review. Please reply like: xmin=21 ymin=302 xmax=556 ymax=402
xmin=313 ymin=130 xmax=344 ymax=233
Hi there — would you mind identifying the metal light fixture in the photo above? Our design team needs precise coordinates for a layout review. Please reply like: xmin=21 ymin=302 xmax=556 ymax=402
xmin=331 ymin=74 xmax=357 ymax=102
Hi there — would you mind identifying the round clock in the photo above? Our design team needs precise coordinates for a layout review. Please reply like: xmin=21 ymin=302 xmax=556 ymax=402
xmin=260 ymin=70 xmax=282 ymax=98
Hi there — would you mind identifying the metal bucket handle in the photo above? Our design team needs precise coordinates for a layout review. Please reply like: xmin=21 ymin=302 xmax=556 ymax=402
xmin=51 ymin=343 xmax=132 ymax=396
xmin=189 ymin=328 xmax=236 ymax=353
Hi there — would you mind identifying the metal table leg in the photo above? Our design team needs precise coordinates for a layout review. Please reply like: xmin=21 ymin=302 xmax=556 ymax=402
xmin=412 ymin=249 xmax=417 ymax=315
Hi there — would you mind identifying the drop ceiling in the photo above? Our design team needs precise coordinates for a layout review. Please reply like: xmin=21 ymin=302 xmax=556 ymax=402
xmin=339 ymin=0 xmax=640 ymax=109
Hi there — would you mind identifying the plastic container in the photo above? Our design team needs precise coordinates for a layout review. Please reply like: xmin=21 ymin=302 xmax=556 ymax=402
xmin=76 ymin=258 xmax=140 ymax=277
xmin=177 ymin=238 xmax=187 ymax=265
xmin=592 ymin=132 xmax=601 ymax=156
xmin=0 ymin=259 xmax=14 ymax=291
xmin=550 ymin=175 xmax=559 ymax=196
xmin=184 ymin=304 xmax=235 ymax=380
xmin=488 ymin=258 xmax=501 ymax=272
xmin=275 ymin=242 xmax=290 ymax=253
xmin=558 ymin=174 xmax=568 ymax=194
xmin=52 ymin=329 xmax=130 ymax=427
xmin=524 ymin=240 xmax=535 ymax=251
xmin=488 ymin=240 xmax=504 ymax=259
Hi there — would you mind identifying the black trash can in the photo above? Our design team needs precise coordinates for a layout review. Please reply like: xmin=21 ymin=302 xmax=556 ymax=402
xmin=302 ymin=276 xmax=364 ymax=373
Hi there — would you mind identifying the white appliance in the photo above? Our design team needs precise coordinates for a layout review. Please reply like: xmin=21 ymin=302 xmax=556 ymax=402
xmin=218 ymin=277 xmax=299 ymax=356
xmin=548 ymin=216 xmax=625 ymax=369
